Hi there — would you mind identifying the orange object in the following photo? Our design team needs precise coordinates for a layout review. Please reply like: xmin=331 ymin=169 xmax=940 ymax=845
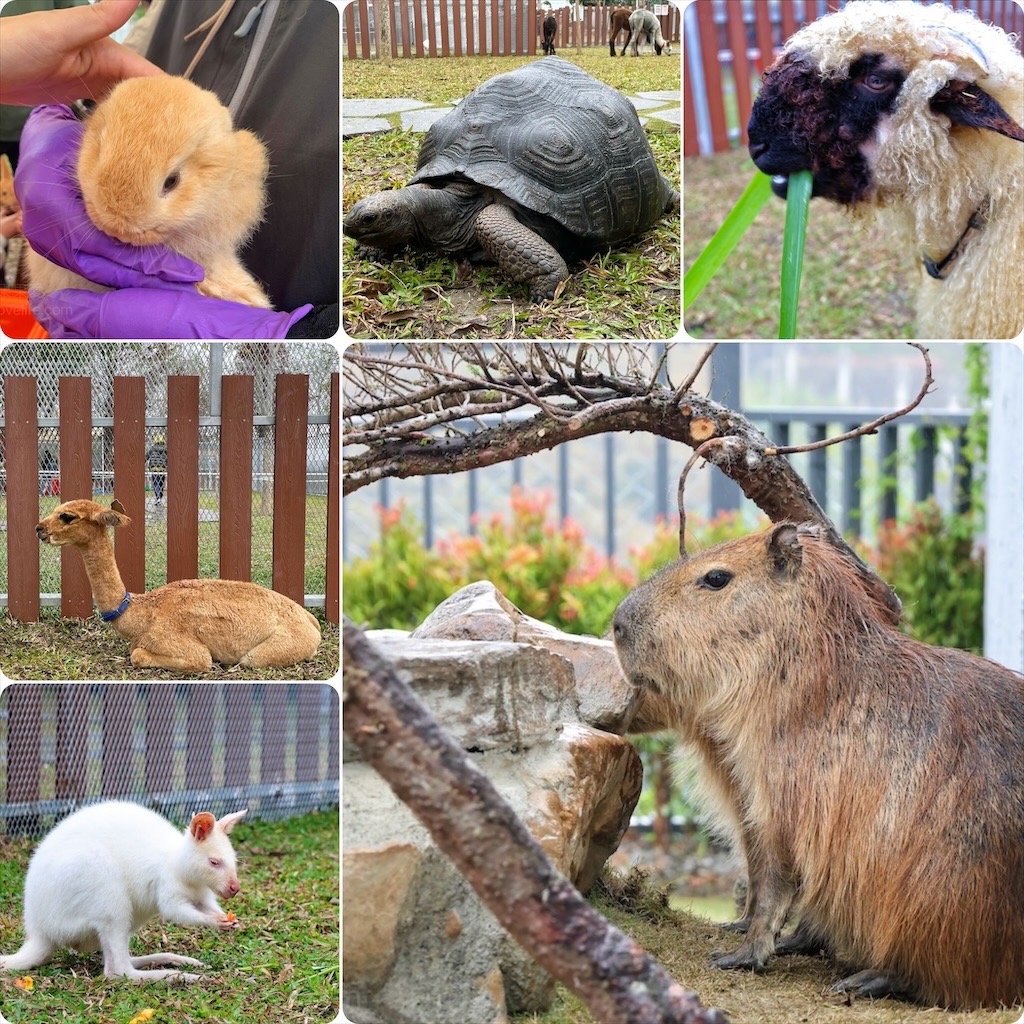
xmin=0 ymin=288 xmax=48 ymax=339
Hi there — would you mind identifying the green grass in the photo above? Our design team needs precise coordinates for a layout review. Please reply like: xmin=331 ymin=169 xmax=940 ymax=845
xmin=0 ymin=609 xmax=339 ymax=681
xmin=0 ymin=809 xmax=339 ymax=1024
xmin=684 ymin=150 xmax=916 ymax=339
xmin=343 ymin=49 xmax=680 ymax=340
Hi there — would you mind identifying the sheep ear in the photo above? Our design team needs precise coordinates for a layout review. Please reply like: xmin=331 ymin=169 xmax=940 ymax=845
xmin=930 ymin=80 xmax=1024 ymax=142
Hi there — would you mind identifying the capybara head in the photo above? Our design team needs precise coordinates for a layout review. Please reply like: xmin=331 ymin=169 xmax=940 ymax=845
xmin=613 ymin=523 xmax=894 ymax=711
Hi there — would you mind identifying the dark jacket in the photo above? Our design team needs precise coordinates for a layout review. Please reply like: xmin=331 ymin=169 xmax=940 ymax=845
xmin=143 ymin=0 xmax=339 ymax=317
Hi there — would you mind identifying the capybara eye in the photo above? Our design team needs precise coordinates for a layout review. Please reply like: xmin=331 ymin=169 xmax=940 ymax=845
xmin=698 ymin=569 xmax=733 ymax=591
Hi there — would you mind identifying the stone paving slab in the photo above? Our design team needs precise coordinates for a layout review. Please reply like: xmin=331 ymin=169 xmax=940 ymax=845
xmin=628 ymin=96 xmax=668 ymax=111
xmin=344 ymin=98 xmax=433 ymax=116
xmin=638 ymin=90 xmax=681 ymax=101
xmin=647 ymin=108 xmax=681 ymax=126
xmin=343 ymin=116 xmax=393 ymax=137
xmin=400 ymin=108 xmax=456 ymax=132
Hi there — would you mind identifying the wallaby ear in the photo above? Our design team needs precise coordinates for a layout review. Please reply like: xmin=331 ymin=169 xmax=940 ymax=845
xmin=189 ymin=811 xmax=217 ymax=842
xmin=767 ymin=523 xmax=803 ymax=577
xmin=930 ymin=80 xmax=1024 ymax=142
xmin=217 ymin=809 xmax=248 ymax=834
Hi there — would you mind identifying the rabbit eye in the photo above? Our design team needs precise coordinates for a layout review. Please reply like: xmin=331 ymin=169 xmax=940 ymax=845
xmin=162 ymin=172 xmax=180 ymax=195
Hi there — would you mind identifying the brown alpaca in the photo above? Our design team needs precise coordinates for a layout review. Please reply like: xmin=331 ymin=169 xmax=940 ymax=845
xmin=613 ymin=523 xmax=1024 ymax=1010
xmin=36 ymin=499 xmax=321 ymax=673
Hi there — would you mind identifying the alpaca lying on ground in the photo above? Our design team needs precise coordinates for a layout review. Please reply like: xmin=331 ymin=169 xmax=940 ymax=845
xmin=747 ymin=0 xmax=1024 ymax=339
xmin=36 ymin=499 xmax=321 ymax=673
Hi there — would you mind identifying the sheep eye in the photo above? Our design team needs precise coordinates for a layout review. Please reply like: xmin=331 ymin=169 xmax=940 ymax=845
xmin=861 ymin=74 xmax=893 ymax=93
xmin=162 ymin=172 xmax=180 ymax=194
xmin=697 ymin=569 xmax=733 ymax=591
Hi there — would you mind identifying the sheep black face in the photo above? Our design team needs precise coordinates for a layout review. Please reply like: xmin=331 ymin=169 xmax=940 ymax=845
xmin=748 ymin=53 xmax=906 ymax=203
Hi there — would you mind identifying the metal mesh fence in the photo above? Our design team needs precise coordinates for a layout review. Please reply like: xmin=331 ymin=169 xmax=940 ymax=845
xmin=0 ymin=342 xmax=338 ymax=601
xmin=0 ymin=682 xmax=340 ymax=839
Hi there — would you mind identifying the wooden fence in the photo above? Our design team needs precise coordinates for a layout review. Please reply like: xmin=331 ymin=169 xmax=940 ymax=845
xmin=344 ymin=0 xmax=681 ymax=58
xmin=684 ymin=0 xmax=1024 ymax=157
xmin=2 ymin=373 xmax=341 ymax=623
xmin=1 ymin=683 xmax=340 ymax=838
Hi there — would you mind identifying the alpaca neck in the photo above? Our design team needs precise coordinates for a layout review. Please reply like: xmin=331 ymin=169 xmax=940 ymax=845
xmin=77 ymin=533 xmax=130 ymax=613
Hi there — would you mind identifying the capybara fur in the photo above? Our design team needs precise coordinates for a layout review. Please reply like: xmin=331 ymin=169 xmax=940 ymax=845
xmin=613 ymin=523 xmax=1024 ymax=1009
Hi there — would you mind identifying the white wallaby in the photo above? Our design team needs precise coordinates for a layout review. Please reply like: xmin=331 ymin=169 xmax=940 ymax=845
xmin=0 ymin=801 xmax=247 ymax=984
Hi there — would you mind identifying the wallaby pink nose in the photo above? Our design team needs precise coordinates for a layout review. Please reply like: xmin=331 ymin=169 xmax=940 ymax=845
xmin=223 ymin=878 xmax=240 ymax=898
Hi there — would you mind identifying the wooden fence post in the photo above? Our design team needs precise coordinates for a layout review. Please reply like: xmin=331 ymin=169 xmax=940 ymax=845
xmin=167 ymin=376 xmax=200 ymax=583
xmin=58 ymin=376 xmax=93 ymax=618
xmin=113 ymin=376 xmax=147 ymax=594
xmin=272 ymin=374 xmax=310 ymax=605
xmin=220 ymin=374 xmax=255 ymax=582
xmin=4 ymin=376 xmax=40 ymax=622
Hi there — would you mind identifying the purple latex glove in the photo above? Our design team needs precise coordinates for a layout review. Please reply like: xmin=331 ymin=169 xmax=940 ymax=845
xmin=14 ymin=105 xmax=204 ymax=288
xmin=32 ymin=285 xmax=313 ymax=340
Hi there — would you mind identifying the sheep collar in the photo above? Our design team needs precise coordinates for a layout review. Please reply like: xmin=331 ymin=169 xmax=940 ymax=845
xmin=922 ymin=197 xmax=990 ymax=280
xmin=100 ymin=592 xmax=132 ymax=622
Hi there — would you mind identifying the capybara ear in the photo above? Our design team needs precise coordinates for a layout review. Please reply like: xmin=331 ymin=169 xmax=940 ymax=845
xmin=768 ymin=523 xmax=803 ymax=577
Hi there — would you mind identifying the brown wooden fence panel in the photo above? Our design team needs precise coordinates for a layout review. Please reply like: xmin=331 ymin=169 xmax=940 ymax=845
xmin=696 ymin=0 xmax=729 ymax=154
xmin=56 ymin=684 xmax=88 ymax=801
xmin=502 ymin=0 xmax=511 ymax=54
xmin=326 ymin=372 xmax=340 ymax=625
xmin=262 ymin=685 xmax=288 ymax=784
xmin=102 ymin=684 xmax=135 ymax=796
xmin=167 ymin=375 xmax=200 ymax=584
xmin=113 ymin=375 xmax=146 ymax=594
xmin=400 ymin=0 xmax=412 ymax=57
xmin=59 ymin=376 xmax=93 ymax=618
xmin=5 ymin=377 xmax=39 ymax=621
xmin=220 ymin=375 xmax=254 ymax=583
xmin=527 ymin=0 xmax=536 ymax=54
xmin=414 ymin=0 xmax=425 ymax=56
xmin=454 ymin=0 xmax=463 ymax=55
xmin=296 ymin=685 xmax=321 ymax=782
xmin=358 ymin=0 xmax=371 ymax=57
xmin=272 ymin=375 xmax=309 ymax=604
xmin=225 ymin=686 xmax=252 ymax=786
xmin=8 ymin=687 xmax=41 ymax=815
xmin=345 ymin=1 xmax=357 ymax=58
xmin=186 ymin=686 xmax=216 ymax=790
xmin=439 ymin=0 xmax=450 ymax=55
xmin=145 ymin=684 xmax=176 ymax=793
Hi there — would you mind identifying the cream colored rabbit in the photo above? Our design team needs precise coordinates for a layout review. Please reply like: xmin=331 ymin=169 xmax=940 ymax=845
xmin=26 ymin=76 xmax=271 ymax=308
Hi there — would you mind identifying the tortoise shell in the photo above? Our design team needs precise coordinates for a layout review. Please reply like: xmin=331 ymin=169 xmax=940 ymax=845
xmin=409 ymin=57 xmax=673 ymax=246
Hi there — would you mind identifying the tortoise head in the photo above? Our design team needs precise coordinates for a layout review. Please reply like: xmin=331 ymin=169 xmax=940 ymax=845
xmin=343 ymin=189 xmax=420 ymax=250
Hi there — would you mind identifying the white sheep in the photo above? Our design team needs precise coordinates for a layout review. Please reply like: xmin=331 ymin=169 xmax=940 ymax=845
xmin=747 ymin=0 xmax=1024 ymax=340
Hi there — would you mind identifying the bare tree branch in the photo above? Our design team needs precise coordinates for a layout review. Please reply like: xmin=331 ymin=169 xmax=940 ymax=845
xmin=765 ymin=344 xmax=935 ymax=455
xmin=343 ymin=619 xmax=731 ymax=1024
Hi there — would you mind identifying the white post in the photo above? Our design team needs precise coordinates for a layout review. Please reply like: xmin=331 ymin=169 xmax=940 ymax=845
xmin=984 ymin=343 xmax=1024 ymax=672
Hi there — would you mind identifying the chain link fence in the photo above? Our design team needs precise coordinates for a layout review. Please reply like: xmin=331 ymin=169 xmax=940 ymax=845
xmin=0 ymin=342 xmax=338 ymax=602
xmin=0 ymin=683 xmax=340 ymax=840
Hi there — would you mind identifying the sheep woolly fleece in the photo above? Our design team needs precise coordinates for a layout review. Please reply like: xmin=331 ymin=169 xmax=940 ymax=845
xmin=778 ymin=1 xmax=1023 ymax=339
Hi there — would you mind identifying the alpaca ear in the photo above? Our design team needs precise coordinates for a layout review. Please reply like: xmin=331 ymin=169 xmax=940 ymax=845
xmin=930 ymin=79 xmax=1024 ymax=142
xmin=99 ymin=500 xmax=131 ymax=528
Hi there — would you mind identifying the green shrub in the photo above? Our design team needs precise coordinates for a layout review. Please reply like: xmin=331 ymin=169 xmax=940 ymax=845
xmin=871 ymin=500 xmax=984 ymax=653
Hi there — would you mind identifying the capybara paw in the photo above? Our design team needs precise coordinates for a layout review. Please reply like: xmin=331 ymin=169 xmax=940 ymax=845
xmin=709 ymin=948 xmax=768 ymax=973
xmin=720 ymin=916 xmax=751 ymax=934
xmin=829 ymin=969 xmax=916 ymax=1001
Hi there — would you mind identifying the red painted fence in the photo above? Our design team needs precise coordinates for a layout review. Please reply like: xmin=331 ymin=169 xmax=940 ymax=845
xmin=2 ymin=373 xmax=340 ymax=623
xmin=684 ymin=0 xmax=1024 ymax=157
xmin=344 ymin=0 xmax=681 ymax=58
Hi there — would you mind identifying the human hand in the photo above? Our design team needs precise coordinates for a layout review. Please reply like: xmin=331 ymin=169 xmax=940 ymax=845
xmin=1 ymin=210 xmax=22 ymax=239
xmin=15 ymin=105 xmax=203 ymax=289
xmin=32 ymin=284 xmax=314 ymax=340
xmin=0 ymin=0 xmax=161 ymax=106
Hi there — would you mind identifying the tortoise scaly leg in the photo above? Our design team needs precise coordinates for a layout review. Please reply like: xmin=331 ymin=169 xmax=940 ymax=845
xmin=475 ymin=204 xmax=568 ymax=300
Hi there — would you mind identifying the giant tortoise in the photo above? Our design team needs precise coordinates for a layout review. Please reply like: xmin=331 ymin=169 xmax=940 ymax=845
xmin=343 ymin=57 xmax=679 ymax=300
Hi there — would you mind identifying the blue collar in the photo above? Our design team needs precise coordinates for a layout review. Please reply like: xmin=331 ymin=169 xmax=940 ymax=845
xmin=100 ymin=593 xmax=132 ymax=622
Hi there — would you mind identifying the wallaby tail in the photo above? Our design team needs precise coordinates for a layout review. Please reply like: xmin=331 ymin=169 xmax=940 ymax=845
xmin=0 ymin=936 xmax=56 ymax=972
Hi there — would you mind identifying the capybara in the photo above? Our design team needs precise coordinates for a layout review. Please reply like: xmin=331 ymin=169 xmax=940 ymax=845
xmin=612 ymin=523 xmax=1024 ymax=1009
